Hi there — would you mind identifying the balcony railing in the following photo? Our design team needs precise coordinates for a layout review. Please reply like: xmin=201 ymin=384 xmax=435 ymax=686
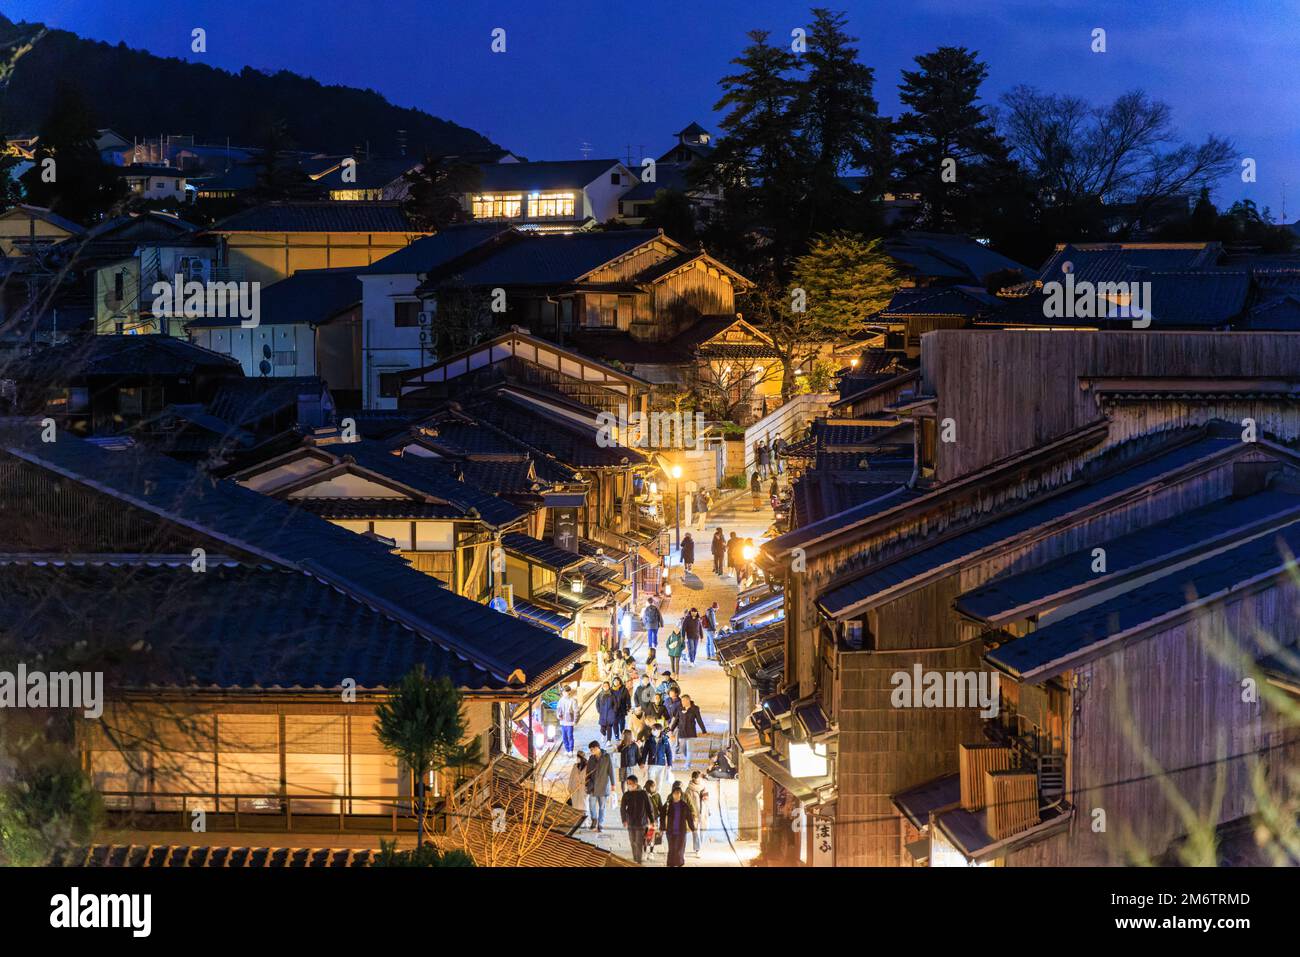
xmin=99 ymin=790 xmax=419 ymax=835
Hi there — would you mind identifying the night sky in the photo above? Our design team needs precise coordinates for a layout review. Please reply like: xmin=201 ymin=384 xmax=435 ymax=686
xmin=10 ymin=0 xmax=1299 ymax=213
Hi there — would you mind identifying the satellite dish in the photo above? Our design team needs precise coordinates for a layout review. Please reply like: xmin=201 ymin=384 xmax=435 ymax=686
xmin=262 ymin=344 xmax=273 ymax=359
xmin=258 ymin=359 xmax=272 ymax=376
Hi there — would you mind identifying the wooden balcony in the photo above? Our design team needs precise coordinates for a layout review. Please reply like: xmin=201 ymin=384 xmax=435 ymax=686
xmin=100 ymin=790 xmax=421 ymax=836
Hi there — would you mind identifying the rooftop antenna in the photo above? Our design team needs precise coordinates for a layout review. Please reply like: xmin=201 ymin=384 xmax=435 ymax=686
xmin=579 ymin=141 xmax=593 ymax=160
xmin=1282 ymin=181 xmax=1288 ymax=224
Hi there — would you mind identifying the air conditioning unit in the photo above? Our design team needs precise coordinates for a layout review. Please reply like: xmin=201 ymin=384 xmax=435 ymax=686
xmin=179 ymin=256 xmax=209 ymax=284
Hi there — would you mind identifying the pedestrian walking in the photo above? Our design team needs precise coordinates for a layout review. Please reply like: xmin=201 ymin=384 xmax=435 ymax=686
xmin=643 ymin=691 xmax=668 ymax=730
xmin=644 ymin=779 xmax=664 ymax=858
xmin=671 ymin=693 xmax=708 ymax=767
xmin=769 ymin=474 xmax=779 ymax=499
xmin=620 ymin=775 xmax=654 ymax=864
xmin=642 ymin=721 xmax=673 ymax=792
xmin=662 ymin=782 xmax=696 ymax=867
xmin=665 ymin=627 xmax=685 ymax=677
xmin=704 ymin=602 xmax=719 ymax=658
xmin=773 ymin=435 xmax=786 ymax=475
xmin=757 ymin=438 xmax=770 ymax=480
xmin=633 ymin=673 xmax=655 ymax=713
xmin=610 ymin=677 xmax=631 ymax=738
xmin=616 ymin=729 xmax=640 ymax=793
xmin=682 ymin=607 xmax=702 ymax=665
xmin=742 ymin=537 xmax=757 ymax=588
xmin=750 ymin=470 xmax=763 ymax=511
xmin=596 ymin=682 xmax=617 ymax=744
xmin=726 ymin=531 xmax=741 ymax=579
xmin=685 ymin=771 xmax=705 ymax=855
xmin=584 ymin=741 xmax=615 ymax=832
xmin=697 ymin=788 xmax=712 ymax=854
xmin=642 ymin=598 xmax=663 ymax=651
xmin=680 ymin=532 xmax=695 ymax=573
xmin=664 ymin=687 xmax=684 ymax=748
xmin=711 ymin=528 xmax=726 ymax=576
xmin=556 ymin=685 xmax=579 ymax=754
xmin=566 ymin=751 xmax=587 ymax=808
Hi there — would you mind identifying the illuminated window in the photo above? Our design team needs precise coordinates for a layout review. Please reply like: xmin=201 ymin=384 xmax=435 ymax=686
xmin=471 ymin=193 xmax=522 ymax=218
xmin=526 ymin=192 xmax=576 ymax=218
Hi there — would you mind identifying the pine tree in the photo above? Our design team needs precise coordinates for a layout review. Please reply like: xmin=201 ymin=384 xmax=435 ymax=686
xmin=402 ymin=153 xmax=481 ymax=232
xmin=374 ymin=665 xmax=482 ymax=848
xmin=19 ymin=83 xmax=125 ymax=223
xmin=893 ymin=46 xmax=1007 ymax=232
xmin=800 ymin=8 xmax=884 ymax=235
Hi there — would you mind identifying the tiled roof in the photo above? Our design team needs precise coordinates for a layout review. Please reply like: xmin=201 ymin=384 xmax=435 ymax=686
xmin=474 ymin=158 xmax=625 ymax=192
xmin=358 ymin=223 xmax=512 ymax=275
xmin=986 ymin=520 xmax=1300 ymax=680
xmin=53 ymin=845 xmax=381 ymax=868
xmin=293 ymin=497 xmax=467 ymax=520
xmin=879 ymin=285 xmax=1000 ymax=318
xmin=462 ymin=391 xmax=649 ymax=469
xmin=7 ymin=334 xmax=241 ymax=380
xmin=211 ymin=201 xmax=415 ymax=233
xmin=816 ymin=426 xmax=1247 ymax=619
xmin=187 ymin=268 xmax=361 ymax=328
xmin=1144 ymin=269 xmax=1250 ymax=328
xmin=0 ymin=432 xmax=584 ymax=689
xmin=443 ymin=230 xmax=661 ymax=286
xmin=791 ymin=477 xmax=908 ymax=529
xmin=207 ymin=376 xmax=326 ymax=427
xmin=314 ymin=158 xmax=423 ymax=190
xmin=1036 ymin=242 xmax=1221 ymax=285
xmin=887 ymin=231 xmax=1030 ymax=283
xmin=502 ymin=531 xmax=584 ymax=570
xmin=0 ymin=560 xmax=504 ymax=691
xmin=956 ymin=490 xmax=1300 ymax=624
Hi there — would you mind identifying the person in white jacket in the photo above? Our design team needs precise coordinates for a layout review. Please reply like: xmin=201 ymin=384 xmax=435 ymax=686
xmin=556 ymin=686 xmax=579 ymax=754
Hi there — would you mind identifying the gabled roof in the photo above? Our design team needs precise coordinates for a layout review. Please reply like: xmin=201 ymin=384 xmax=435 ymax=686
xmin=0 ymin=204 xmax=85 ymax=235
xmin=0 ymin=431 xmax=583 ymax=691
xmin=986 ymin=519 xmax=1300 ymax=681
xmin=240 ymin=439 xmax=526 ymax=529
xmin=461 ymin=389 xmax=650 ymax=469
xmin=188 ymin=267 xmax=361 ymax=329
xmin=1141 ymin=269 xmax=1251 ymax=328
xmin=886 ymin=232 xmax=1030 ymax=284
xmin=314 ymin=157 xmax=423 ymax=190
xmin=474 ymin=158 xmax=626 ymax=192
xmin=879 ymin=285 xmax=1000 ymax=319
xmin=210 ymin=201 xmax=416 ymax=233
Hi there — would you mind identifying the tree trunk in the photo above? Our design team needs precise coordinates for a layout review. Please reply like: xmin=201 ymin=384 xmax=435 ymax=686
xmin=779 ymin=356 xmax=796 ymax=403
xmin=416 ymin=778 xmax=425 ymax=847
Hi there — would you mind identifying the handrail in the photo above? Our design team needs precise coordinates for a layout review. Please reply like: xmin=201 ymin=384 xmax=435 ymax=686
xmin=99 ymin=790 xmax=414 ymax=834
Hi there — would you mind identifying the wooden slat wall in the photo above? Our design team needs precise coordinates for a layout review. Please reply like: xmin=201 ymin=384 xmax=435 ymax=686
xmin=921 ymin=330 xmax=1300 ymax=483
xmin=984 ymin=770 xmax=1039 ymax=839
xmin=960 ymin=744 xmax=1013 ymax=810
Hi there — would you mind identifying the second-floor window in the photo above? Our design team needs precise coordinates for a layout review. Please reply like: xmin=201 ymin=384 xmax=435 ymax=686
xmin=527 ymin=192 xmax=575 ymax=218
xmin=394 ymin=301 xmax=421 ymax=327
xmin=472 ymin=193 xmax=522 ymax=218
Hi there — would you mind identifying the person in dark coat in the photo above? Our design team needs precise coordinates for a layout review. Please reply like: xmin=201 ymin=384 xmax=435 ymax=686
xmin=769 ymin=474 xmax=779 ymax=499
xmin=711 ymin=528 xmax=726 ymax=575
xmin=641 ymin=721 xmax=673 ymax=792
xmin=609 ymin=677 xmax=631 ymax=738
xmin=680 ymin=532 xmax=695 ymax=572
xmin=616 ymin=730 xmax=641 ymax=793
xmin=662 ymin=782 xmax=696 ymax=867
xmin=670 ymin=693 xmax=708 ymax=766
xmin=642 ymin=599 xmax=663 ymax=650
xmin=756 ymin=438 xmax=770 ymax=479
xmin=726 ymin=532 xmax=741 ymax=578
xmin=620 ymin=775 xmax=654 ymax=864
xmin=595 ymin=682 xmax=617 ymax=744
xmin=750 ymin=470 xmax=763 ymax=510
xmin=643 ymin=779 xmax=665 ymax=858
xmin=584 ymin=740 xmax=616 ymax=832
xmin=682 ymin=608 xmax=703 ymax=665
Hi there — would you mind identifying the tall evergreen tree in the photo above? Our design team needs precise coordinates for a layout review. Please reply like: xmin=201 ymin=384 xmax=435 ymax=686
xmin=249 ymin=118 xmax=320 ymax=205
xmin=893 ymin=46 xmax=1007 ymax=232
xmin=699 ymin=30 xmax=808 ymax=275
xmin=19 ymin=83 xmax=125 ymax=223
xmin=401 ymin=153 xmax=481 ymax=231
xmin=800 ymin=8 xmax=884 ymax=234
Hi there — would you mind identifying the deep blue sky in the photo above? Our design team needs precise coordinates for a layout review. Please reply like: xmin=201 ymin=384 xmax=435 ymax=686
xmin=9 ymin=0 xmax=1299 ymax=214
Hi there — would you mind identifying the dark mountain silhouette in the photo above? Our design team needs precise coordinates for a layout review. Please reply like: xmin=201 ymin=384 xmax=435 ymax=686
xmin=0 ymin=13 xmax=498 ymax=158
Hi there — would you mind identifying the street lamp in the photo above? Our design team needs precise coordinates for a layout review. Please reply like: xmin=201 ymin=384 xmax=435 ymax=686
xmin=670 ymin=464 xmax=683 ymax=551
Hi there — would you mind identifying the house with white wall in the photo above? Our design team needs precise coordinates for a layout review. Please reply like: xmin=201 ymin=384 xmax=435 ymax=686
xmin=463 ymin=159 xmax=636 ymax=232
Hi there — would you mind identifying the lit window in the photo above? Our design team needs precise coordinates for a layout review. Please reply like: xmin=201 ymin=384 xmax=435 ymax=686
xmin=526 ymin=192 xmax=575 ymax=218
xmin=471 ymin=193 xmax=522 ymax=218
